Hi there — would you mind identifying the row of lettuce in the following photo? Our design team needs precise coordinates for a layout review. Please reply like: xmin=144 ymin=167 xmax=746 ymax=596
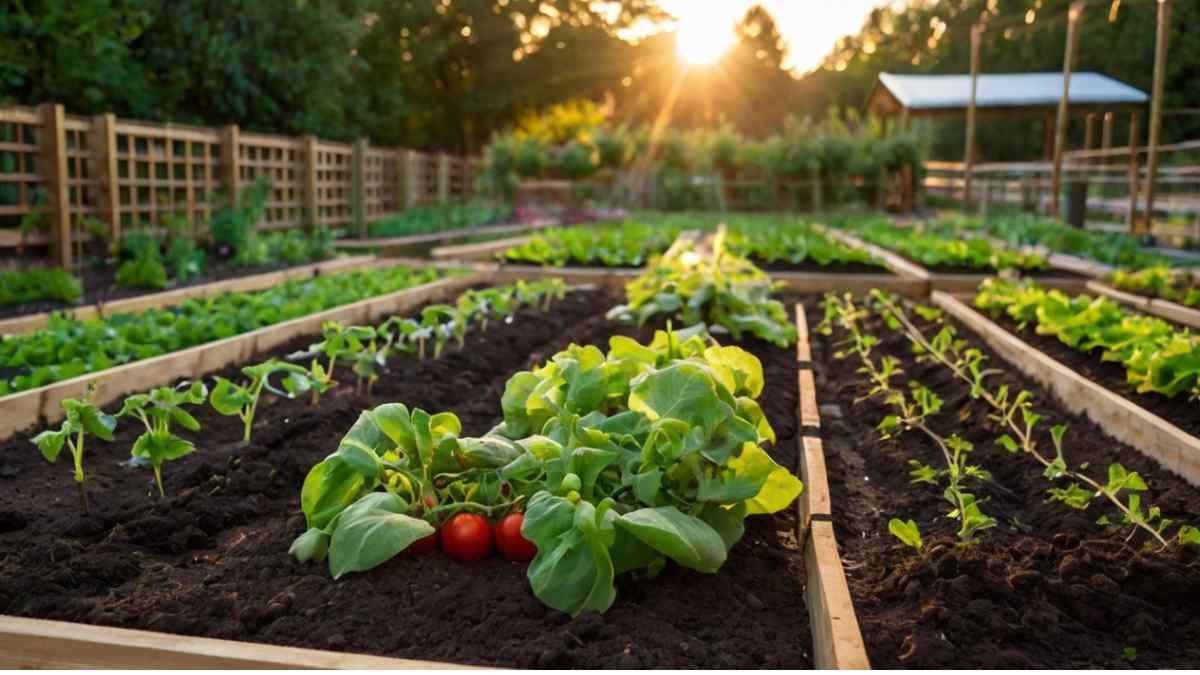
xmin=28 ymin=240 xmax=808 ymax=617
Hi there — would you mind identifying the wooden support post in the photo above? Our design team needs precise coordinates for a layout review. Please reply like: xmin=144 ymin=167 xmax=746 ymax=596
xmin=964 ymin=22 xmax=983 ymax=212
xmin=89 ymin=113 xmax=120 ymax=253
xmin=1051 ymin=1 xmax=1083 ymax=219
xmin=1043 ymin=112 xmax=1055 ymax=162
xmin=1127 ymin=111 xmax=1141 ymax=231
xmin=1084 ymin=113 xmax=1096 ymax=157
xmin=1101 ymin=111 xmax=1114 ymax=154
xmin=220 ymin=125 xmax=241 ymax=210
xmin=437 ymin=153 xmax=452 ymax=203
xmin=352 ymin=138 xmax=368 ymax=238
xmin=1142 ymin=0 xmax=1172 ymax=235
xmin=39 ymin=103 xmax=71 ymax=269
xmin=304 ymin=135 xmax=319 ymax=227
xmin=397 ymin=149 xmax=410 ymax=211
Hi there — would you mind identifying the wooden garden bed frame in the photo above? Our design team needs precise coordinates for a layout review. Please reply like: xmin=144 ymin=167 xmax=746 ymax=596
xmin=335 ymin=219 xmax=558 ymax=252
xmin=0 ymin=304 xmax=853 ymax=668
xmin=0 ymin=255 xmax=382 ymax=336
xmin=0 ymin=273 xmax=483 ymax=439
xmin=817 ymin=226 xmax=1092 ymax=296
xmin=794 ymin=303 xmax=872 ymax=670
xmin=1086 ymin=279 xmax=1200 ymax=330
xmin=933 ymin=291 xmax=1200 ymax=486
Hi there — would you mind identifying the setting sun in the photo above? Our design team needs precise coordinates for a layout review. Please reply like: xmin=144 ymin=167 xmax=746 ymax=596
xmin=674 ymin=11 xmax=736 ymax=66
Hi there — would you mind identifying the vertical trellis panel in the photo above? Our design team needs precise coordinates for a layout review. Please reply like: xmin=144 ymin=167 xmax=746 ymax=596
xmin=238 ymin=132 xmax=307 ymax=230
xmin=312 ymin=141 xmax=354 ymax=227
xmin=0 ymin=106 xmax=46 ymax=243
xmin=112 ymin=120 xmax=223 ymax=236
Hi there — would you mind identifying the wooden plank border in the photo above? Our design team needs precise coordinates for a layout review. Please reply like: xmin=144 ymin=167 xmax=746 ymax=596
xmin=814 ymin=225 xmax=931 ymax=285
xmin=0 ymin=273 xmax=483 ymax=440
xmin=1086 ymin=279 xmax=1200 ymax=330
xmin=794 ymin=304 xmax=871 ymax=670
xmin=432 ymin=234 xmax=535 ymax=261
xmin=335 ymin=219 xmax=558 ymax=251
xmin=932 ymin=290 xmax=1200 ymax=486
xmin=0 ymin=256 xmax=381 ymax=336
xmin=0 ymin=616 xmax=470 ymax=669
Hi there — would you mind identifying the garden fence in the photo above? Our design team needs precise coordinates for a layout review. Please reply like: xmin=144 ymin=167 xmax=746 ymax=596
xmin=0 ymin=103 xmax=479 ymax=269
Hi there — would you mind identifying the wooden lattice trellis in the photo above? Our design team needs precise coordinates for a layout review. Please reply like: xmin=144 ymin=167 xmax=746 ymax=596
xmin=0 ymin=104 xmax=477 ymax=268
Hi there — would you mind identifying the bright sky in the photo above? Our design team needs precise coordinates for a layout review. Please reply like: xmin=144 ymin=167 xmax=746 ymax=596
xmin=654 ymin=0 xmax=892 ymax=73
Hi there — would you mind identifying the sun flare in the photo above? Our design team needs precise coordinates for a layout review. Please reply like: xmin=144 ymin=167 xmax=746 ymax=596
xmin=674 ymin=11 xmax=735 ymax=66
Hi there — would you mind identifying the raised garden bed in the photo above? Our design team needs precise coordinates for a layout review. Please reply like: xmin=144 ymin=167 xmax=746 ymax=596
xmin=0 ymin=286 xmax=817 ymax=668
xmin=807 ymin=292 xmax=1200 ymax=668
xmin=0 ymin=256 xmax=381 ymax=335
xmin=1086 ymin=280 xmax=1200 ymax=331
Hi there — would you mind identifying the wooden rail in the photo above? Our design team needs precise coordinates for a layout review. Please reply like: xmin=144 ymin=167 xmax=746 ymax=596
xmin=933 ymin=291 xmax=1200 ymax=486
xmin=336 ymin=219 xmax=558 ymax=251
xmin=0 ymin=273 xmax=483 ymax=439
xmin=794 ymin=304 xmax=871 ymax=670
xmin=0 ymin=255 xmax=381 ymax=335
xmin=431 ymin=234 xmax=534 ymax=262
xmin=1086 ymin=280 xmax=1200 ymax=330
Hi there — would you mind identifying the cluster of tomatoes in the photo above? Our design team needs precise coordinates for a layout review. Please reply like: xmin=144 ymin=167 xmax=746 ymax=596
xmin=411 ymin=512 xmax=537 ymax=562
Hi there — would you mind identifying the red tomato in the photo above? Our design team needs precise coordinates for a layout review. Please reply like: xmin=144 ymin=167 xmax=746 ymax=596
xmin=494 ymin=513 xmax=537 ymax=562
xmin=409 ymin=530 xmax=439 ymax=554
xmin=440 ymin=513 xmax=493 ymax=561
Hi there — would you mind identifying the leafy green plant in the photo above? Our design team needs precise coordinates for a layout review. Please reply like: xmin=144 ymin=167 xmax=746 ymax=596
xmin=165 ymin=236 xmax=206 ymax=283
xmin=0 ymin=267 xmax=83 ymax=307
xmin=0 ymin=266 xmax=441 ymax=396
xmin=974 ymin=278 xmax=1200 ymax=402
xmin=116 ymin=249 xmax=169 ymax=290
xmin=952 ymin=213 xmax=1169 ymax=269
xmin=367 ymin=201 xmax=511 ymax=238
xmin=298 ymin=321 xmax=377 ymax=401
xmin=607 ymin=227 xmax=797 ymax=347
xmin=1108 ymin=266 xmax=1200 ymax=308
xmin=842 ymin=219 xmax=1048 ymax=272
xmin=502 ymin=220 xmax=684 ymax=268
xmin=32 ymin=387 xmax=117 ymax=512
xmin=888 ymin=518 xmax=923 ymax=550
xmin=211 ymin=360 xmax=320 ymax=443
xmin=117 ymin=381 xmax=208 ymax=496
xmin=292 ymin=325 xmax=803 ymax=615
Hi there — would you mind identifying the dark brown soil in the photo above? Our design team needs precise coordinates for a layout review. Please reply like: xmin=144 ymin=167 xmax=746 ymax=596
xmin=807 ymin=298 xmax=1200 ymax=668
xmin=983 ymin=310 xmax=1200 ymax=439
xmin=0 ymin=259 xmax=331 ymax=321
xmin=0 ymin=288 xmax=813 ymax=668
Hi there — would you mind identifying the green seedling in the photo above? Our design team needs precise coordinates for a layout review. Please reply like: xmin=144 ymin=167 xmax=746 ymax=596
xmin=32 ymin=387 xmax=117 ymax=512
xmin=117 ymin=381 xmax=208 ymax=497
xmin=211 ymin=360 xmax=313 ymax=443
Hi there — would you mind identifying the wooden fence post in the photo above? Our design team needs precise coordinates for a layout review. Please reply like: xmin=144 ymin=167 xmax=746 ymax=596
xmin=437 ymin=153 xmax=452 ymax=203
xmin=964 ymin=21 xmax=983 ymax=212
xmin=220 ymin=125 xmax=241 ymax=210
xmin=89 ymin=113 xmax=120 ymax=252
xmin=1051 ymin=1 xmax=1083 ymax=219
xmin=304 ymin=135 xmax=319 ymax=227
xmin=1127 ymin=111 xmax=1141 ymax=231
xmin=396 ymin=149 xmax=409 ymax=211
xmin=1142 ymin=0 xmax=1172 ymax=235
xmin=352 ymin=138 xmax=368 ymax=237
xmin=39 ymin=103 xmax=71 ymax=269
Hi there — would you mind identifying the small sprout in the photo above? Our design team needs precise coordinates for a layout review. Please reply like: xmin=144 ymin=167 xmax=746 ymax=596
xmin=211 ymin=360 xmax=312 ymax=444
xmin=118 ymin=381 xmax=208 ymax=497
xmin=32 ymin=386 xmax=117 ymax=512
xmin=888 ymin=518 xmax=923 ymax=551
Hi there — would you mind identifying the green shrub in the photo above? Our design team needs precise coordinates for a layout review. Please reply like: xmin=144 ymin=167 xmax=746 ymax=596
xmin=0 ymin=267 xmax=83 ymax=307
xmin=116 ymin=252 xmax=169 ymax=290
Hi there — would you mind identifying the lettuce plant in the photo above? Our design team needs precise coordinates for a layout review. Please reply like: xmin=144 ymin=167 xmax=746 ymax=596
xmin=32 ymin=388 xmax=117 ymax=512
xmin=117 ymin=381 xmax=208 ymax=496
xmin=292 ymin=325 xmax=804 ymax=614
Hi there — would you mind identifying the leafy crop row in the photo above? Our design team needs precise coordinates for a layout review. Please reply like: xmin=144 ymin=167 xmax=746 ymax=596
xmin=291 ymin=324 xmax=802 ymax=614
xmin=368 ymin=201 xmax=512 ymax=238
xmin=974 ymin=278 xmax=1200 ymax=401
xmin=0 ymin=267 xmax=83 ymax=307
xmin=951 ymin=213 xmax=1169 ymax=270
xmin=843 ymin=220 xmax=1048 ymax=272
xmin=1108 ymin=266 xmax=1200 ymax=308
xmin=724 ymin=225 xmax=880 ymax=269
xmin=0 ymin=266 xmax=444 ymax=396
xmin=818 ymin=291 xmax=1199 ymax=550
xmin=33 ymin=280 xmax=568 ymax=509
xmin=502 ymin=220 xmax=684 ymax=268
xmin=607 ymin=227 xmax=797 ymax=347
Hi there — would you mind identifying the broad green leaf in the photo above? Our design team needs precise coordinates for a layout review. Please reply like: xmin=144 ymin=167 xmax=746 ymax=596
xmin=888 ymin=518 xmax=923 ymax=550
xmin=727 ymin=443 xmax=803 ymax=514
xmin=616 ymin=506 xmax=727 ymax=573
xmin=289 ymin=527 xmax=330 ymax=562
xmin=703 ymin=346 xmax=764 ymax=397
xmin=32 ymin=427 xmax=69 ymax=463
xmin=629 ymin=362 xmax=725 ymax=435
xmin=700 ymin=501 xmax=747 ymax=551
xmin=523 ymin=492 xmax=617 ymax=616
xmin=209 ymin=377 xmax=251 ymax=416
xmin=328 ymin=493 xmax=432 ymax=579
xmin=301 ymin=456 xmax=369 ymax=530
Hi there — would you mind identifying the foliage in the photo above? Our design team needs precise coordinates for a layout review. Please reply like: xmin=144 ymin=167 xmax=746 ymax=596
xmin=503 ymin=220 xmax=684 ymax=268
xmin=725 ymin=222 xmax=881 ymax=269
xmin=1108 ymin=266 xmax=1200 ymax=308
xmin=210 ymin=360 xmax=315 ymax=444
xmin=115 ymin=249 xmax=169 ymax=290
xmin=607 ymin=227 xmax=797 ymax=348
xmin=117 ymin=381 xmax=208 ymax=496
xmin=291 ymin=325 xmax=803 ymax=614
xmin=0 ymin=266 xmax=442 ymax=396
xmin=842 ymin=220 xmax=1048 ymax=272
xmin=31 ymin=387 xmax=116 ymax=512
xmin=165 ymin=236 xmax=206 ymax=283
xmin=974 ymin=278 xmax=1200 ymax=402
xmin=210 ymin=178 xmax=271 ymax=253
xmin=952 ymin=214 xmax=1169 ymax=270
xmin=368 ymin=202 xmax=512 ymax=238
xmin=0 ymin=267 xmax=83 ymax=307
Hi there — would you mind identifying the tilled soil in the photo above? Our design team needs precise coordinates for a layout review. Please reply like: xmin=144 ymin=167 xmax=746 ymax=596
xmin=984 ymin=310 xmax=1200 ymax=439
xmin=807 ymin=298 xmax=1200 ymax=668
xmin=0 ymin=287 xmax=813 ymax=668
